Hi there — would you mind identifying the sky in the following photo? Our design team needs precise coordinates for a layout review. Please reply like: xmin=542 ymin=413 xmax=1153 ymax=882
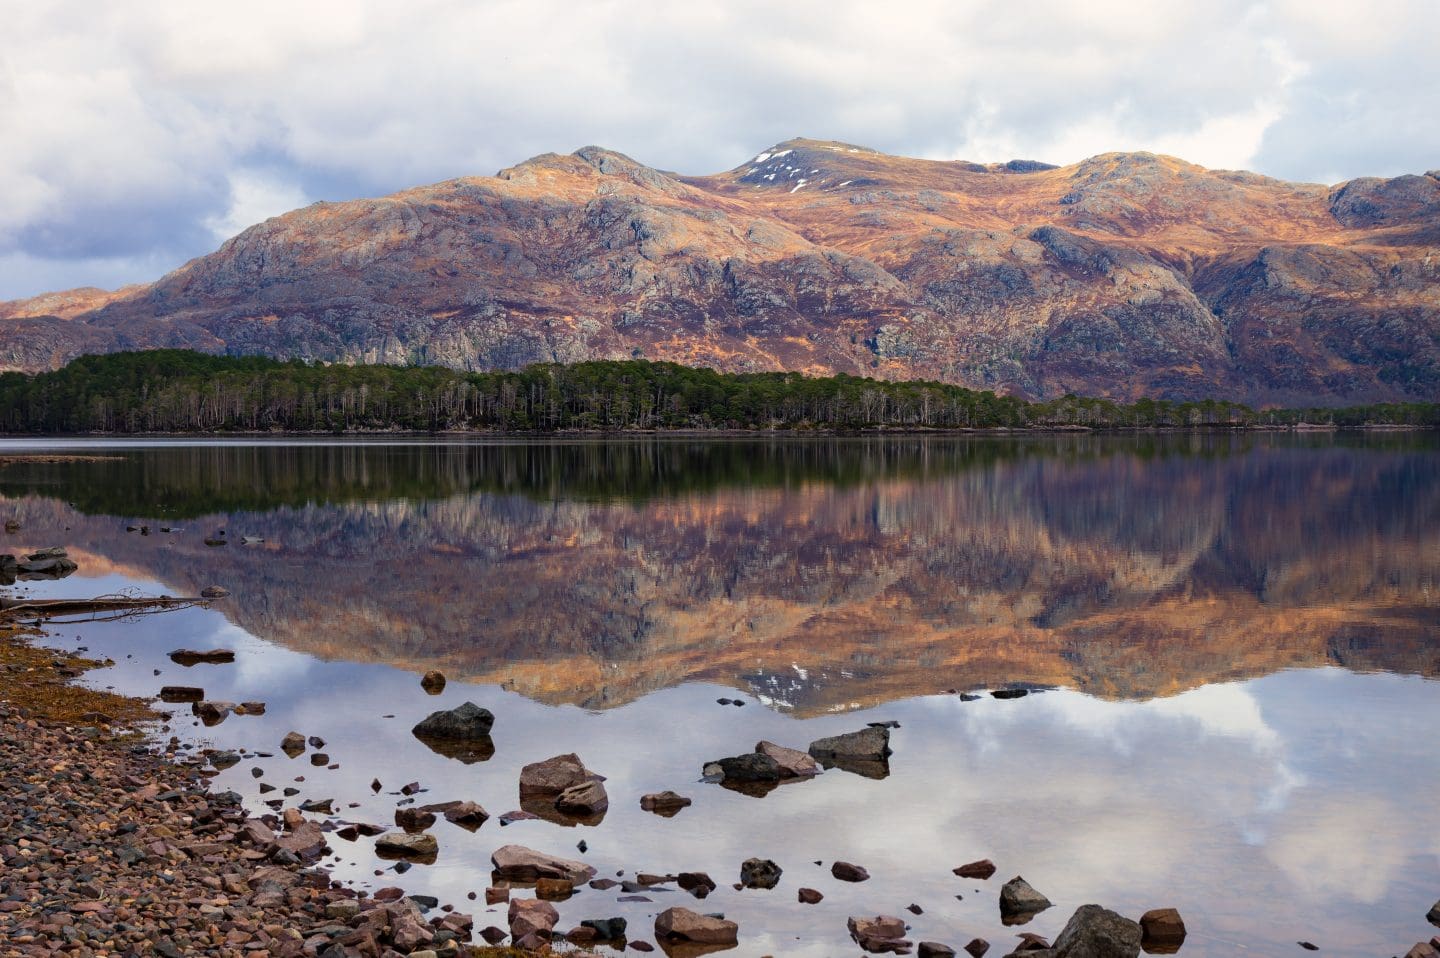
xmin=1 ymin=0 xmax=1437 ymax=300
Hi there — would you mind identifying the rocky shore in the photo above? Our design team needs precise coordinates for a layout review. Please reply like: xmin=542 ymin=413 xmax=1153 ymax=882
xmin=0 ymin=630 xmax=500 ymax=958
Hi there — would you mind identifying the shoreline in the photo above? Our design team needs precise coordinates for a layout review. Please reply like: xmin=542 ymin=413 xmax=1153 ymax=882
xmin=0 ymin=626 xmax=510 ymax=958
xmin=0 ymin=423 xmax=1432 ymax=442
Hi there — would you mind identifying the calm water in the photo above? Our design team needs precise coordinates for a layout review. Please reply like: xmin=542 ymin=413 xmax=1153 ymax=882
xmin=2 ymin=436 xmax=1437 ymax=956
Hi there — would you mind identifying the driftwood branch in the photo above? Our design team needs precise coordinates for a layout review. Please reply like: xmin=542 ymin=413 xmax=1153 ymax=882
xmin=0 ymin=594 xmax=207 ymax=623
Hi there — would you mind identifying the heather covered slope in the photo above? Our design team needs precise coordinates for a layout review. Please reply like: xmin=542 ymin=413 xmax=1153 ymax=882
xmin=3 ymin=139 xmax=1438 ymax=403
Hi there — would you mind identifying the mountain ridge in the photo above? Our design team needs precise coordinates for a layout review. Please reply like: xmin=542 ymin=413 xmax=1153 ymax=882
xmin=3 ymin=138 xmax=1438 ymax=404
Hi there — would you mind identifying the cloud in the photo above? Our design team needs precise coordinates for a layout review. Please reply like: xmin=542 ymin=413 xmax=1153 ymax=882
xmin=0 ymin=0 xmax=1436 ymax=298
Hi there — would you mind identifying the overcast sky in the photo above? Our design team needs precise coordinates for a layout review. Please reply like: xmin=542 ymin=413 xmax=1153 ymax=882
xmin=1 ymin=0 xmax=1436 ymax=300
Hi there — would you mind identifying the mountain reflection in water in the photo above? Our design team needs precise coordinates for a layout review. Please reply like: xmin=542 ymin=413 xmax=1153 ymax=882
xmin=0 ymin=434 xmax=1436 ymax=713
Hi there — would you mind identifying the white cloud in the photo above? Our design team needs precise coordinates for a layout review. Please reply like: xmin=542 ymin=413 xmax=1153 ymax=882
xmin=204 ymin=171 xmax=310 ymax=243
xmin=0 ymin=0 xmax=1436 ymax=297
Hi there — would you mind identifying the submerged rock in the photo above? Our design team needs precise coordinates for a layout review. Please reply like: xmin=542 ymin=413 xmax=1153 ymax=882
xmin=954 ymin=859 xmax=997 ymax=880
xmin=491 ymin=844 xmax=597 ymax=883
xmin=655 ymin=906 xmax=738 ymax=945
xmin=412 ymin=701 xmax=494 ymax=739
xmin=999 ymin=876 xmax=1052 ymax=925
xmin=756 ymin=740 xmax=822 ymax=777
xmin=1046 ymin=904 xmax=1141 ymax=958
xmin=849 ymin=915 xmax=912 ymax=954
xmin=739 ymin=857 xmax=783 ymax=889
xmin=374 ymin=832 xmax=438 ymax=862
xmin=1139 ymin=908 xmax=1186 ymax=951
xmin=640 ymin=791 xmax=692 ymax=816
xmin=808 ymin=726 xmax=893 ymax=778
xmin=168 ymin=648 xmax=236 ymax=665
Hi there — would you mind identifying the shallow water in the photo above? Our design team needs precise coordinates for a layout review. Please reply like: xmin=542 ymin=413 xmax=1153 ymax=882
xmin=2 ymin=435 xmax=1437 ymax=956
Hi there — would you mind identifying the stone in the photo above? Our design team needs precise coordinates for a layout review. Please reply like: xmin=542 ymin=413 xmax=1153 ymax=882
xmin=374 ymin=832 xmax=438 ymax=861
xmin=193 ymin=700 xmax=235 ymax=725
xmin=849 ymin=916 xmax=912 ymax=954
xmin=395 ymin=807 xmax=437 ymax=832
xmin=420 ymin=670 xmax=447 ymax=693
xmin=739 ymin=857 xmax=782 ymax=889
xmin=703 ymin=752 xmax=784 ymax=782
xmin=677 ymin=871 xmax=717 ymax=898
xmin=581 ymin=917 xmax=629 ymax=940
xmin=640 ymin=791 xmax=692 ymax=816
xmin=965 ymin=941 xmax=990 ymax=958
xmin=556 ymin=778 xmax=610 ymax=816
xmin=1405 ymin=944 xmax=1440 ymax=958
xmin=411 ymin=701 xmax=495 ymax=740
xmin=280 ymin=731 xmax=306 ymax=756
xmin=992 ymin=688 xmax=1029 ymax=699
xmin=808 ymin=726 xmax=893 ymax=777
xmin=535 ymin=877 xmax=574 ymax=900
xmin=438 ymin=800 xmax=489 ymax=830
xmin=1047 ymin=904 xmax=1141 ymax=958
xmin=756 ymin=740 xmax=822 ymax=777
xmin=1431 ymin=900 xmax=1440 ymax=928
xmin=159 ymin=686 xmax=205 ymax=703
xmin=1012 ymin=933 xmax=1049 ymax=953
xmin=1138 ymin=909 xmax=1186 ymax=948
xmin=999 ymin=876 xmax=1052 ymax=924
xmin=168 ymin=648 xmax=236 ymax=665
xmin=919 ymin=945 xmax=957 ymax=958
xmin=798 ymin=887 xmax=824 ymax=904
xmin=509 ymin=898 xmax=560 ymax=938
xmin=491 ymin=844 xmax=597 ymax=883
xmin=832 ymin=860 xmax=870 ymax=882
xmin=485 ymin=887 xmax=509 ymax=905
xmin=200 ymin=585 xmax=230 ymax=598
xmin=954 ymin=859 xmax=997 ymax=880
xmin=809 ymin=726 xmax=892 ymax=761
xmin=479 ymin=926 xmax=508 ymax=945
xmin=519 ymin=752 xmax=603 ymax=798
xmin=654 ymin=907 xmax=738 ymax=945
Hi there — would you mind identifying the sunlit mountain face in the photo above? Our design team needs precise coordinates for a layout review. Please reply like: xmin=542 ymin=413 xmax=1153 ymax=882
xmin=2 ymin=435 xmax=1435 ymax=714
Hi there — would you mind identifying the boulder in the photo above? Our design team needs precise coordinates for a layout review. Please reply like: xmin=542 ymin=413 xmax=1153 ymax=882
xmin=654 ymin=907 xmax=739 ymax=945
xmin=1138 ymin=909 xmax=1186 ymax=949
xmin=832 ymin=861 xmax=871 ymax=882
xmin=420 ymin=670 xmax=447 ymax=694
xmin=849 ymin=916 xmax=912 ymax=954
xmin=555 ymin=779 xmax=609 ymax=816
xmin=581 ymin=916 xmax=628 ymax=941
xmin=738 ymin=857 xmax=783 ymax=889
xmin=491 ymin=844 xmax=597 ymax=883
xmin=412 ymin=701 xmax=494 ymax=739
xmin=703 ymin=752 xmax=784 ymax=782
xmin=808 ymin=727 xmax=892 ymax=778
xmin=375 ymin=832 xmax=438 ymax=862
xmin=433 ymin=800 xmax=489 ymax=830
xmin=1047 ymin=904 xmax=1141 ymax=958
xmin=999 ymin=876 xmax=1052 ymax=925
xmin=519 ymin=753 xmax=603 ymax=798
xmin=640 ymin=791 xmax=692 ymax=815
xmin=535 ymin=878 xmax=574 ymax=900
xmin=756 ymin=740 xmax=821 ymax=777
xmin=168 ymin=648 xmax=236 ymax=665
xmin=395 ymin=808 xmax=437 ymax=832
xmin=508 ymin=898 xmax=559 ymax=938
xmin=954 ymin=859 xmax=997 ymax=880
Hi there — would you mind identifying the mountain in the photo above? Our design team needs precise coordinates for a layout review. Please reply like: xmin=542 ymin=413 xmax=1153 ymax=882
xmin=3 ymin=139 xmax=1439 ymax=403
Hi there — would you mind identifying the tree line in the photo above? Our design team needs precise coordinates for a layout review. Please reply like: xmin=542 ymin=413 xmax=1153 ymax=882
xmin=0 ymin=350 xmax=1435 ymax=433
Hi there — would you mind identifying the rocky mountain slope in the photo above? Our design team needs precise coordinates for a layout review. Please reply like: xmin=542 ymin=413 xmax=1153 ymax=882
xmin=3 ymin=139 xmax=1439 ymax=403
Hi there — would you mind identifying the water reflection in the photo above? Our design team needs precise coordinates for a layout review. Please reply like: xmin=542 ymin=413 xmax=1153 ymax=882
xmin=0 ymin=436 xmax=1436 ymax=710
